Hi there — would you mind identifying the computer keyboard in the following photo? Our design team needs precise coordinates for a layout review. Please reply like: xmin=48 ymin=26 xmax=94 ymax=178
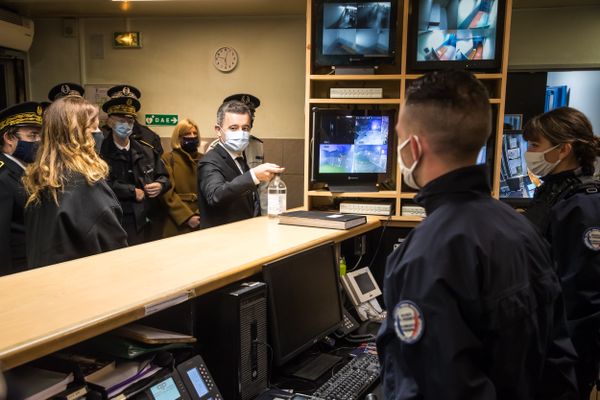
xmin=311 ymin=353 xmax=380 ymax=400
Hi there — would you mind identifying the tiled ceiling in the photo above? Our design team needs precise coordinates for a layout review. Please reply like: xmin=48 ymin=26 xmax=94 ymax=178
xmin=0 ymin=0 xmax=599 ymax=18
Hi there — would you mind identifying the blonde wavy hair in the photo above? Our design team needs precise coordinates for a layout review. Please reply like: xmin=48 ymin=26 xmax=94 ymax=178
xmin=170 ymin=118 xmax=199 ymax=150
xmin=23 ymin=96 xmax=109 ymax=206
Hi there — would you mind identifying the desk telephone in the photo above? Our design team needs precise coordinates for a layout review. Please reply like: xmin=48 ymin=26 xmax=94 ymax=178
xmin=341 ymin=267 xmax=386 ymax=322
xmin=133 ymin=355 xmax=222 ymax=400
xmin=334 ymin=309 xmax=360 ymax=338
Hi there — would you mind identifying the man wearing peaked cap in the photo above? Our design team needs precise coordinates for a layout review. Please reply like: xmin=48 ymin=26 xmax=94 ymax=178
xmin=107 ymin=84 xmax=142 ymax=100
xmin=0 ymin=102 xmax=42 ymax=275
xmin=99 ymin=95 xmax=170 ymax=245
xmin=47 ymin=82 xmax=85 ymax=101
xmin=102 ymin=84 xmax=163 ymax=156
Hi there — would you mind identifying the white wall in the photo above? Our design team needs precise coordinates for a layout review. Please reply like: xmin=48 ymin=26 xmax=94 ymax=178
xmin=28 ymin=16 xmax=306 ymax=139
xmin=547 ymin=71 xmax=600 ymax=133
xmin=509 ymin=6 xmax=600 ymax=69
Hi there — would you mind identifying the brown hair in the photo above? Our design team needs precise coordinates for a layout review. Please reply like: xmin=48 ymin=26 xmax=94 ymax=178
xmin=524 ymin=107 xmax=600 ymax=174
xmin=404 ymin=70 xmax=491 ymax=162
xmin=216 ymin=100 xmax=251 ymax=127
xmin=170 ymin=118 xmax=200 ymax=150
xmin=23 ymin=96 xmax=109 ymax=205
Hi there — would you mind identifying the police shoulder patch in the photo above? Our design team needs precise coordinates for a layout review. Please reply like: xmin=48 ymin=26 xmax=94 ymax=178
xmin=583 ymin=228 xmax=600 ymax=251
xmin=393 ymin=300 xmax=424 ymax=344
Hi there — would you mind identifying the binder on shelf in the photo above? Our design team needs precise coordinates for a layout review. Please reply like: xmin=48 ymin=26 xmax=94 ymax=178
xmin=114 ymin=323 xmax=197 ymax=344
xmin=11 ymin=366 xmax=74 ymax=400
xmin=278 ymin=211 xmax=367 ymax=230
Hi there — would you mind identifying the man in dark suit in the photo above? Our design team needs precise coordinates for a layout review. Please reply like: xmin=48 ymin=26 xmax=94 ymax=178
xmin=198 ymin=100 xmax=283 ymax=229
xmin=0 ymin=102 xmax=42 ymax=275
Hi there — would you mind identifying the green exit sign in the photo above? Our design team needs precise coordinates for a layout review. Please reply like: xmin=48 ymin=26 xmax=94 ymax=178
xmin=145 ymin=114 xmax=178 ymax=126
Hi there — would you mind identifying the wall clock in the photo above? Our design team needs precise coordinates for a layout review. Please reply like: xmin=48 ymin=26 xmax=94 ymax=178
xmin=214 ymin=46 xmax=238 ymax=72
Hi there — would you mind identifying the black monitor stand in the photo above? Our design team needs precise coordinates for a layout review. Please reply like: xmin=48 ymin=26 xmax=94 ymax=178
xmin=328 ymin=184 xmax=379 ymax=193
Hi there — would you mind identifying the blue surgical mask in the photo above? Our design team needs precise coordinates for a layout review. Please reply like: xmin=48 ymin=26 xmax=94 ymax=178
xmin=222 ymin=129 xmax=250 ymax=153
xmin=113 ymin=121 xmax=133 ymax=139
xmin=13 ymin=140 xmax=38 ymax=164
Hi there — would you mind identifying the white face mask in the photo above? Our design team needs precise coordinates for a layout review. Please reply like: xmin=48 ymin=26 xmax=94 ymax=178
xmin=397 ymin=136 xmax=422 ymax=190
xmin=221 ymin=129 xmax=250 ymax=153
xmin=525 ymin=144 xmax=562 ymax=177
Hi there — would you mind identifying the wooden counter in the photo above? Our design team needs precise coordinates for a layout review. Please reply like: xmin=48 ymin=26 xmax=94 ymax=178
xmin=0 ymin=216 xmax=380 ymax=370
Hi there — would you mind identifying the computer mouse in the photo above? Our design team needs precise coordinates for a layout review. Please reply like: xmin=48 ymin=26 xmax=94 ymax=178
xmin=365 ymin=393 xmax=378 ymax=400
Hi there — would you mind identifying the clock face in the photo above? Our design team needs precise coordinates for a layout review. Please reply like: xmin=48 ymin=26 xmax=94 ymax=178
xmin=213 ymin=46 xmax=238 ymax=72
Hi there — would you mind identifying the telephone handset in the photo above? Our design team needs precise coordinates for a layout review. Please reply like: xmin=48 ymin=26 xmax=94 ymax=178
xmin=334 ymin=309 xmax=360 ymax=338
xmin=176 ymin=355 xmax=223 ymax=400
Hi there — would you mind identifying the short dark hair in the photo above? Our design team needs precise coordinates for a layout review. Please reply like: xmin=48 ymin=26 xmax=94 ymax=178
xmin=524 ymin=107 xmax=600 ymax=174
xmin=216 ymin=100 xmax=252 ymax=127
xmin=0 ymin=126 xmax=18 ymax=147
xmin=404 ymin=70 xmax=491 ymax=162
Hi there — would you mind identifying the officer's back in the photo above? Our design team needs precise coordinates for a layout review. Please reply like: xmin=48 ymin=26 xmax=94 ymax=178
xmin=377 ymin=70 xmax=577 ymax=400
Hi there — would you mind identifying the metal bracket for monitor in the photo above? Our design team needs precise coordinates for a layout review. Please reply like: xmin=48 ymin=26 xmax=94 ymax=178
xmin=333 ymin=66 xmax=377 ymax=75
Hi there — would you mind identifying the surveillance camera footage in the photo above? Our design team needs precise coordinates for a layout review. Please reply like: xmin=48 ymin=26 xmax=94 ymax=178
xmin=318 ymin=115 xmax=389 ymax=174
xmin=322 ymin=2 xmax=392 ymax=56
xmin=416 ymin=0 xmax=498 ymax=62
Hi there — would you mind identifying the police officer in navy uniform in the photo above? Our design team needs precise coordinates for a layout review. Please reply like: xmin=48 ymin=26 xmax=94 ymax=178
xmin=0 ymin=102 xmax=42 ymax=275
xmin=47 ymin=82 xmax=85 ymax=101
xmin=522 ymin=107 xmax=600 ymax=398
xmin=376 ymin=71 xmax=578 ymax=399
xmin=100 ymin=95 xmax=170 ymax=245
xmin=103 ymin=85 xmax=164 ymax=156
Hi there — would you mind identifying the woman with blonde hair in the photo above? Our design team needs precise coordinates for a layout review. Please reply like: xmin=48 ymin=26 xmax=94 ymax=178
xmin=161 ymin=118 xmax=202 ymax=237
xmin=23 ymin=96 xmax=127 ymax=268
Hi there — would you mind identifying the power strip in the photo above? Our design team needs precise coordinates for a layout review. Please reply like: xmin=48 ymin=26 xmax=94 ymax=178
xmin=330 ymin=88 xmax=383 ymax=99
xmin=340 ymin=202 xmax=392 ymax=216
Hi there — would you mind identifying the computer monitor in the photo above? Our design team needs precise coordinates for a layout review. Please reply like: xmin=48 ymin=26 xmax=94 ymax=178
xmin=407 ymin=0 xmax=506 ymax=72
xmin=313 ymin=0 xmax=398 ymax=68
xmin=500 ymin=130 xmax=536 ymax=202
xmin=311 ymin=107 xmax=395 ymax=191
xmin=262 ymin=242 xmax=344 ymax=366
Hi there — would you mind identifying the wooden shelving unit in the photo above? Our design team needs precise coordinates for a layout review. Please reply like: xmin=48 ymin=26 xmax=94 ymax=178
xmin=304 ymin=0 xmax=513 ymax=222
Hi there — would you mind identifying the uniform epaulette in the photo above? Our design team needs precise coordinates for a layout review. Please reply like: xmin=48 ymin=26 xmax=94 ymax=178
xmin=138 ymin=139 xmax=155 ymax=149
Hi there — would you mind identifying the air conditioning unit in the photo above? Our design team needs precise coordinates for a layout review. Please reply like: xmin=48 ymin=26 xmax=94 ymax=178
xmin=0 ymin=10 xmax=34 ymax=52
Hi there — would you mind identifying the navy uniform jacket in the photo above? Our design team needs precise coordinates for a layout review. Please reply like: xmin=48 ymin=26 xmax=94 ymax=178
xmin=525 ymin=169 xmax=600 ymax=391
xmin=197 ymin=144 xmax=259 ymax=229
xmin=25 ymin=172 xmax=128 ymax=268
xmin=100 ymin=133 xmax=170 ymax=233
xmin=377 ymin=165 xmax=577 ymax=400
xmin=0 ymin=153 xmax=27 ymax=275
xmin=133 ymin=121 xmax=164 ymax=156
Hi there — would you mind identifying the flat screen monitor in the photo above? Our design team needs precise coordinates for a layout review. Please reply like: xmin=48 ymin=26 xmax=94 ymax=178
xmin=313 ymin=0 xmax=398 ymax=68
xmin=407 ymin=0 xmax=505 ymax=72
xmin=500 ymin=130 xmax=536 ymax=201
xmin=311 ymin=107 xmax=395 ymax=191
xmin=262 ymin=242 xmax=343 ymax=366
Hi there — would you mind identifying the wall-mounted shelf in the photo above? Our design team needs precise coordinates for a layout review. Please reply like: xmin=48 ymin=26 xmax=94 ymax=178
xmin=303 ymin=0 xmax=513 ymax=220
xmin=308 ymin=190 xmax=398 ymax=198
xmin=309 ymin=98 xmax=402 ymax=105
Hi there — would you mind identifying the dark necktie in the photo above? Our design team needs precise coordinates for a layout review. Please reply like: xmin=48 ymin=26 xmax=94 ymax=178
xmin=235 ymin=156 xmax=260 ymax=216
xmin=235 ymin=156 xmax=249 ymax=173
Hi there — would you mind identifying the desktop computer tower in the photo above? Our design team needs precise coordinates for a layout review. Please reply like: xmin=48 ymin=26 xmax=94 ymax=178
xmin=195 ymin=281 xmax=268 ymax=400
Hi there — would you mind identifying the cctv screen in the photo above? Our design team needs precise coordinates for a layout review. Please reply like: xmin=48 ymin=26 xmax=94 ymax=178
xmin=415 ymin=0 xmax=498 ymax=62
